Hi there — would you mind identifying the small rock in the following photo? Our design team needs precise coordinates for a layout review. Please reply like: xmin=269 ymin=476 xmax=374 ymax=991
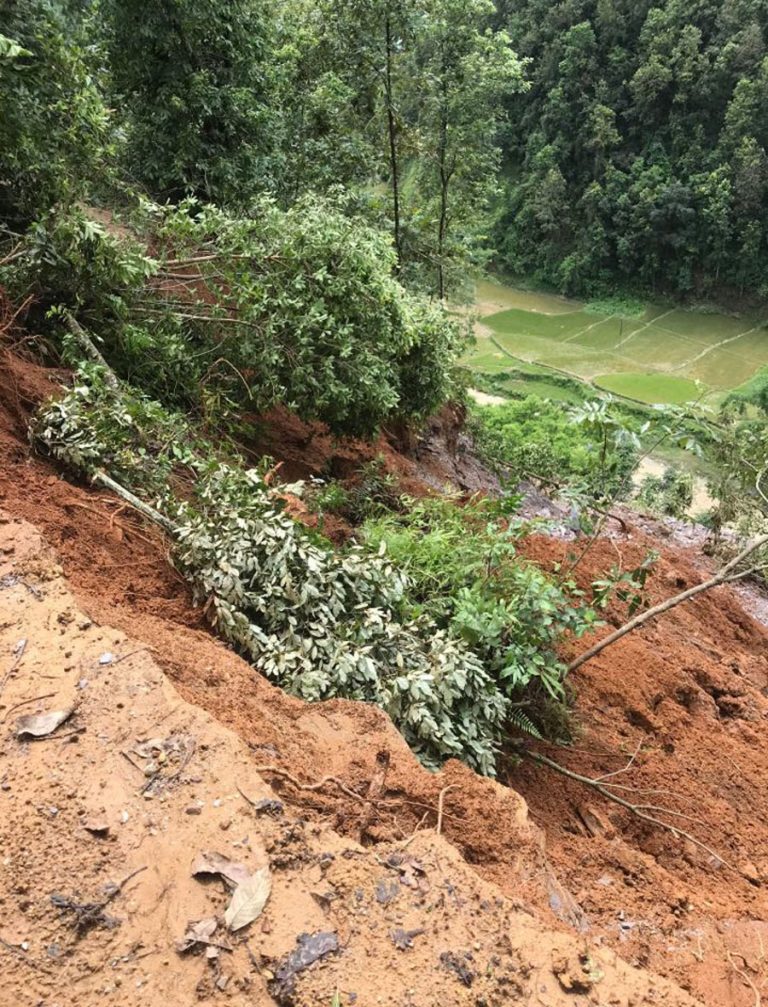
xmin=185 ymin=804 xmax=203 ymax=816
xmin=578 ymin=804 xmax=615 ymax=839
xmin=83 ymin=814 xmax=110 ymax=837
xmin=740 ymin=860 xmax=762 ymax=885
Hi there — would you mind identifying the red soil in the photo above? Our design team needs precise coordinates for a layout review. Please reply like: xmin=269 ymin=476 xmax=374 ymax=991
xmin=2 ymin=345 xmax=768 ymax=1004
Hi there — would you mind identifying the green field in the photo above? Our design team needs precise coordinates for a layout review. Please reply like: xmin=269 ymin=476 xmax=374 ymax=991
xmin=464 ymin=280 xmax=768 ymax=406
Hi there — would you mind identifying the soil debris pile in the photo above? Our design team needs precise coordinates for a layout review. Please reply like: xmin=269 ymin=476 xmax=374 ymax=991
xmin=0 ymin=514 xmax=698 ymax=1006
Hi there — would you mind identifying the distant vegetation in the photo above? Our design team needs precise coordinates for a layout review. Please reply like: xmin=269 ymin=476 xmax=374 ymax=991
xmin=493 ymin=0 xmax=768 ymax=299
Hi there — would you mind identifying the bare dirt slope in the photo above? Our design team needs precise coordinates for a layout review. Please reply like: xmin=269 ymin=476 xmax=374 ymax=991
xmin=0 ymin=514 xmax=699 ymax=1007
xmin=1 ymin=348 xmax=768 ymax=1005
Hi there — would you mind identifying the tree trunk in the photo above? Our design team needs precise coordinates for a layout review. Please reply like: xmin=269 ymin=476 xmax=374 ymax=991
xmin=436 ymin=72 xmax=449 ymax=302
xmin=384 ymin=13 xmax=402 ymax=266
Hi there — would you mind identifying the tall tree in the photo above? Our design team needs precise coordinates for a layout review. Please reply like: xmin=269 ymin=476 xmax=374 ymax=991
xmin=0 ymin=0 xmax=109 ymax=229
xmin=413 ymin=0 xmax=526 ymax=298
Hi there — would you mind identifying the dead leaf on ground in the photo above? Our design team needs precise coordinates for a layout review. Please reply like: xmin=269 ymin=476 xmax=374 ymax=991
xmin=269 ymin=931 xmax=340 ymax=1001
xmin=224 ymin=866 xmax=272 ymax=931
xmin=16 ymin=708 xmax=73 ymax=739
xmin=176 ymin=917 xmax=232 ymax=954
xmin=192 ymin=851 xmax=251 ymax=889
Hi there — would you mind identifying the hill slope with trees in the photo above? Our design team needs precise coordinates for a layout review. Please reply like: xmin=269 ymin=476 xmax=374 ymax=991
xmin=494 ymin=0 xmax=768 ymax=297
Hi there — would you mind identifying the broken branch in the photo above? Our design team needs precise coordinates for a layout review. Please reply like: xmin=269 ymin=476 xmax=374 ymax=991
xmin=568 ymin=533 xmax=768 ymax=673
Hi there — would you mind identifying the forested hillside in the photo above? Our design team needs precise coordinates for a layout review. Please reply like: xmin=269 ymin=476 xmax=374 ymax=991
xmin=494 ymin=0 xmax=768 ymax=297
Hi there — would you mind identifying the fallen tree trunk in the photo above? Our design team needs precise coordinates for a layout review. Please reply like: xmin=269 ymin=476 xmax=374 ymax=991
xmin=92 ymin=470 xmax=176 ymax=534
xmin=63 ymin=312 xmax=120 ymax=391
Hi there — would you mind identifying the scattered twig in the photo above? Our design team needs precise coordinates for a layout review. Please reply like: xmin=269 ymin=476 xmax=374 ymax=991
xmin=435 ymin=785 xmax=457 ymax=836
xmin=36 ymin=727 xmax=86 ymax=743
xmin=592 ymin=740 xmax=643 ymax=783
xmin=0 ymin=934 xmax=50 ymax=972
xmin=0 ymin=638 xmax=27 ymax=698
xmin=112 ymin=648 xmax=152 ymax=666
xmin=52 ymin=866 xmax=148 ymax=937
xmin=108 ymin=865 xmax=148 ymax=898
xmin=92 ymin=471 xmax=176 ymax=534
xmin=245 ymin=767 xmax=369 ymax=806
xmin=397 ymin=811 xmax=430 ymax=850
xmin=121 ymin=750 xmax=144 ymax=775
xmin=241 ymin=768 xmax=443 ymax=822
xmin=1 ymin=691 xmax=56 ymax=724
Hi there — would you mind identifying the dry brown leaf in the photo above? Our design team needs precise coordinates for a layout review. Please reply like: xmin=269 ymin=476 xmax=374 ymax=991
xmin=16 ymin=708 xmax=74 ymax=739
xmin=176 ymin=917 xmax=232 ymax=954
xmin=224 ymin=866 xmax=271 ymax=931
xmin=192 ymin=851 xmax=251 ymax=889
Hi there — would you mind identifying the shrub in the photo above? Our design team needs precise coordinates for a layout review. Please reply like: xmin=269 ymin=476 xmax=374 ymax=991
xmin=471 ymin=395 xmax=639 ymax=500
xmin=12 ymin=199 xmax=465 ymax=437
xmin=636 ymin=466 xmax=693 ymax=519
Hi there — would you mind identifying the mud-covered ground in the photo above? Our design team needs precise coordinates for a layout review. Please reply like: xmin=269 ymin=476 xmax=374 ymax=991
xmin=1 ymin=347 xmax=767 ymax=1005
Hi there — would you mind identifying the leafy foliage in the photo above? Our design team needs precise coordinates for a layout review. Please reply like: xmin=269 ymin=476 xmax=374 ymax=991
xmin=362 ymin=495 xmax=600 ymax=719
xmin=5 ymin=199 xmax=465 ymax=435
xmin=0 ymin=2 xmax=110 ymax=230
xmin=33 ymin=371 xmax=509 ymax=774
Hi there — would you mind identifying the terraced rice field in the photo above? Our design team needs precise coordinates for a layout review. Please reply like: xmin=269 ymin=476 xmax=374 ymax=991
xmin=466 ymin=280 xmax=768 ymax=406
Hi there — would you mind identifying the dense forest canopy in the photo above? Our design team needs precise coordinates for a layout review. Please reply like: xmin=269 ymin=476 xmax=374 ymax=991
xmin=494 ymin=0 xmax=768 ymax=297
xmin=4 ymin=0 xmax=768 ymax=301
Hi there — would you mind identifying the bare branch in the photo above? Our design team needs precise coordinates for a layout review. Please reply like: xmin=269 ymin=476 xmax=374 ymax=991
xmin=522 ymin=749 xmax=736 ymax=875
xmin=567 ymin=533 xmax=768 ymax=673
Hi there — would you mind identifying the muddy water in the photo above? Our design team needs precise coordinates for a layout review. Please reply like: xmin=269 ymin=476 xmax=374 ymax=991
xmin=474 ymin=279 xmax=582 ymax=317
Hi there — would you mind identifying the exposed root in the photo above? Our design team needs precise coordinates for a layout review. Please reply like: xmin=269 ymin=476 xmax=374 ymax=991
xmin=436 ymin=785 xmax=457 ymax=836
xmin=727 ymin=951 xmax=762 ymax=1007
xmin=241 ymin=765 xmax=444 ymax=825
